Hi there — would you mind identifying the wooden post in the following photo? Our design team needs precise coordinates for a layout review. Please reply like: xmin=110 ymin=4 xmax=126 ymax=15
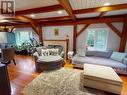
xmin=73 ymin=25 xmax=77 ymax=53
xmin=38 ymin=25 xmax=43 ymax=43
xmin=119 ymin=22 xmax=127 ymax=52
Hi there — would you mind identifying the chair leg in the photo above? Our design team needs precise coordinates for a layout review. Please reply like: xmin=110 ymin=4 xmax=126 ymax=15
xmin=13 ymin=59 xmax=16 ymax=65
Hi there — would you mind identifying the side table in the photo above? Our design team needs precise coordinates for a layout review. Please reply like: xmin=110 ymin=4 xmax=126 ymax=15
xmin=67 ymin=51 xmax=74 ymax=64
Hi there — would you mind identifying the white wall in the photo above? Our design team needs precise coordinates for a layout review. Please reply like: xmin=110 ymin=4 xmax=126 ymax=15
xmin=42 ymin=26 xmax=73 ymax=51
xmin=42 ymin=23 xmax=126 ymax=52
xmin=77 ymin=23 xmax=123 ymax=51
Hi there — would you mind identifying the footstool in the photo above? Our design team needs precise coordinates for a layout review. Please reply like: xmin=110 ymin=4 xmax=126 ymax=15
xmin=36 ymin=55 xmax=64 ymax=72
xmin=82 ymin=64 xmax=123 ymax=94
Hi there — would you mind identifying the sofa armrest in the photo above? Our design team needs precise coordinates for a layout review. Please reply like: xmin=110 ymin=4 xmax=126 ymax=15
xmin=123 ymin=58 xmax=127 ymax=66
xmin=33 ymin=52 xmax=39 ymax=60
xmin=60 ymin=51 xmax=64 ymax=58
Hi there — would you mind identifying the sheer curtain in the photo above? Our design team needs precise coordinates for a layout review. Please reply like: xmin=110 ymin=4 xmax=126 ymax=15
xmin=15 ymin=31 xmax=32 ymax=46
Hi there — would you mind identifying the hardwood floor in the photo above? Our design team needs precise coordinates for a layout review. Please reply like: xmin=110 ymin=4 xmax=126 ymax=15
xmin=7 ymin=55 xmax=127 ymax=95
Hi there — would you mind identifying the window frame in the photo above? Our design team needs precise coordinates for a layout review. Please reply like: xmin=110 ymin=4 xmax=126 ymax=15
xmin=86 ymin=28 xmax=109 ymax=51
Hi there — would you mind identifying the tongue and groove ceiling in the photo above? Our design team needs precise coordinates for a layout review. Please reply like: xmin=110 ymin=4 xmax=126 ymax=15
xmin=0 ymin=0 xmax=127 ymax=24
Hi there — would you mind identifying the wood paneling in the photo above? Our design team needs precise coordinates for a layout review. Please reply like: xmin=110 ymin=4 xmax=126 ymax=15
xmin=69 ymin=0 xmax=127 ymax=10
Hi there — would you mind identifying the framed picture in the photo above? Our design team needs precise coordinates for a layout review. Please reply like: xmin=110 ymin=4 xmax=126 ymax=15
xmin=54 ymin=28 xmax=59 ymax=36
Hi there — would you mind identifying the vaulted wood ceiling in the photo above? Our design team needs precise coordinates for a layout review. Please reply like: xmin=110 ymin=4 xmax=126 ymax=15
xmin=0 ymin=0 xmax=127 ymax=25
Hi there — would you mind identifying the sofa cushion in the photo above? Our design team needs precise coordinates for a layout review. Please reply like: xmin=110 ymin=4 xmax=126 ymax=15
xmin=72 ymin=56 xmax=127 ymax=69
xmin=111 ymin=52 xmax=127 ymax=62
xmin=95 ymin=50 xmax=112 ymax=58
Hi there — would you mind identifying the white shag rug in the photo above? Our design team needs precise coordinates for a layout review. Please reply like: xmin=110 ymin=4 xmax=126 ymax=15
xmin=21 ymin=68 xmax=108 ymax=95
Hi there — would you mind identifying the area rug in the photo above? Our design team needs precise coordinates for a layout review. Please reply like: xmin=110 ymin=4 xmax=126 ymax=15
xmin=21 ymin=68 xmax=109 ymax=95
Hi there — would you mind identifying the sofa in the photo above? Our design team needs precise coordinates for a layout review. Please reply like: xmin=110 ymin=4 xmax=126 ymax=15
xmin=72 ymin=50 xmax=127 ymax=75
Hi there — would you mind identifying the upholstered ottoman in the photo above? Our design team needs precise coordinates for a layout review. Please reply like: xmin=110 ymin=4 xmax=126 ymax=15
xmin=82 ymin=64 xmax=123 ymax=94
xmin=36 ymin=55 xmax=64 ymax=72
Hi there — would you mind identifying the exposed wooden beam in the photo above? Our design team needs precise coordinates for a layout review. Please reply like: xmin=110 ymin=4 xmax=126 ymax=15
xmin=74 ymin=4 xmax=127 ymax=14
xmin=77 ymin=16 xmax=124 ymax=24
xmin=37 ymin=16 xmax=71 ymax=22
xmin=99 ymin=12 xmax=106 ymax=18
xmin=106 ymin=23 xmax=122 ymax=37
xmin=77 ymin=24 xmax=89 ymax=36
xmin=14 ymin=24 xmax=31 ymax=28
xmin=40 ymin=20 xmax=76 ymax=26
xmin=119 ymin=22 xmax=127 ymax=52
xmin=40 ymin=15 xmax=124 ymax=26
xmin=38 ymin=25 xmax=43 ymax=42
xmin=15 ymin=15 xmax=40 ymax=35
xmin=16 ymin=5 xmax=63 ymax=15
xmin=73 ymin=25 xmax=77 ymax=52
xmin=58 ymin=0 xmax=76 ymax=21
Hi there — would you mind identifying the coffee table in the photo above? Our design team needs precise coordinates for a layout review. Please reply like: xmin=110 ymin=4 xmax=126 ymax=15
xmin=82 ymin=64 xmax=123 ymax=94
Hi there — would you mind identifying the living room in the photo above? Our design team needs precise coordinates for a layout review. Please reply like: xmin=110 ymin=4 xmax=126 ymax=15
xmin=0 ymin=0 xmax=127 ymax=95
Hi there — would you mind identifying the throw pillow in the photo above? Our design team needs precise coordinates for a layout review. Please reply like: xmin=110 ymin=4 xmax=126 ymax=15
xmin=95 ymin=50 xmax=113 ymax=58
xmin=41 ymin=49 xmax=49 ymax=56
xmin=48 ymin=49 xmax=59 ymax=56
xmin=85 ymin=50 xmax=96 ymax=56
xmin=110 ymin=52 xmax=127 ymax=62
xmin=123 ymin=58 xmax=127 ymax=65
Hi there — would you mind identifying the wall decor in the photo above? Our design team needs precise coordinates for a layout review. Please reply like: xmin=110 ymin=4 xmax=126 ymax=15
xmin=54 ymin=28 xmax=59 ymax=36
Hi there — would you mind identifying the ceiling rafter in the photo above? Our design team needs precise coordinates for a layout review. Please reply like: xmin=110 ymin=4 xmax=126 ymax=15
xmin=37 ymin=16 xmax=71 ymax=22
xmin=58 ymin=0 xmax=76 ymax=21
xmin=74 ymin=4 xmax=127 ymax=14
xmin=77 ymin=24 xmax=90 ymax=36
xmin=15 ymin=15 xmax=40 ymax=35
xmin=15 ymin=5 xmax=63 ymax=15
xmin=106 ymin=23 xmax=122 ymax=37
xmin=99 ymin=12 xmax=106 ymax=18
xmin=40 ymin=15 xmax=125 ymax=26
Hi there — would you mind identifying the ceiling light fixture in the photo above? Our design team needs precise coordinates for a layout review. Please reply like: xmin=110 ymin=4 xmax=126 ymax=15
xmin=104 ymin=2 xmax=110 ymax=6
xmin=30 ymin=14 xmax=35 ymax=18
xmin=58 ymin=11 xmax=62 ymax=14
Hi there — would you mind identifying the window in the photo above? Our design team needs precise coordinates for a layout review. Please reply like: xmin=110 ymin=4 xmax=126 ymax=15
xmin=15 ymin=31 xmax=32 ymax=46
xmin=86 ymin=28 xmax=108 ymax=50
xmin=20 ymin=32 xmax=30 ymax=44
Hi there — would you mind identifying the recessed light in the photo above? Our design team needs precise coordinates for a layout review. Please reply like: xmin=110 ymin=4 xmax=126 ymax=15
xmin=58 ymin=11 xmax=62 ymax=14
xmin=104 ymin=3 xmax=110 ymax=6
xmin=0 ymin=19 xmax=9 ymax=22
xmin=30 ymin=14 xmax=35 ymax=18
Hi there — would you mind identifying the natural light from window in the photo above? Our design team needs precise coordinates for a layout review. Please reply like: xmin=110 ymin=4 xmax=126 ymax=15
xmin=86 ymin=28 xmax=108 ymax=51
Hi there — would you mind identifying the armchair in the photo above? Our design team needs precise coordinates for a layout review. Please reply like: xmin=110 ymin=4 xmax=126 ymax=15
xmin=0 ymin=48 xmax=16 ymax=65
